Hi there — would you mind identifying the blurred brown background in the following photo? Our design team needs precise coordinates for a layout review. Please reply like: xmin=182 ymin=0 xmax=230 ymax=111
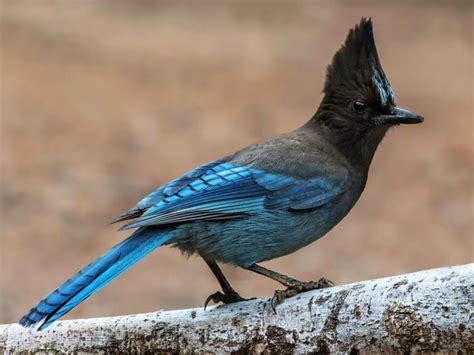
xmin=0 ymin=1 xmax=472 ymax=324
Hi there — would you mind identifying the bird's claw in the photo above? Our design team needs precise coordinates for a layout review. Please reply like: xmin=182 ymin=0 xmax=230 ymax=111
xmin=204 ymin=289 xmax=251 ymax=310
xmin=311 ymin=277 xmax=335 ymax=288
xmin=270 ymin=277 xmax=335 ymax=313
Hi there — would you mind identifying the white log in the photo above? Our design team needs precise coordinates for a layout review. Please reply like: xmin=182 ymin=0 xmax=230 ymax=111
xmin=1 ymin=264 xmax=472 ymax=353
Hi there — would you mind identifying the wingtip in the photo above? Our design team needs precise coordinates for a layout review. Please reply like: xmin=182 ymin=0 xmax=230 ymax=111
xmin=117 ymin=213 xmax=153 ymax=231
xmin=109 ymin=216 xmax=122 ymax=225
xmin=110 ymin=209 xmax=143 ymax=225
xmin=110 ymin=214 xmax=131 ymax=225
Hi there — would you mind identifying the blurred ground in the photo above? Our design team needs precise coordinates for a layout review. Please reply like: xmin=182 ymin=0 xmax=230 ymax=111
xmin=0 ymin=1 xmax=472 ymax=324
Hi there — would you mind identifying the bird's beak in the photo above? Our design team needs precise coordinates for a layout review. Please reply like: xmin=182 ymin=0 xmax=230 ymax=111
xmin=376 ymin=107 xmax=424 ymax=125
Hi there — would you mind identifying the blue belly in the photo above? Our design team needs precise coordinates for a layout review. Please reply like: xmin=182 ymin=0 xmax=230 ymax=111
xmin=168 ymin=200 xmax=350 ymax=267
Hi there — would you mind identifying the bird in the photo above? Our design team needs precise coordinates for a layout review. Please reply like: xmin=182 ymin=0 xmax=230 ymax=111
xmin=19 ymin=18 xmax=423 ymax=330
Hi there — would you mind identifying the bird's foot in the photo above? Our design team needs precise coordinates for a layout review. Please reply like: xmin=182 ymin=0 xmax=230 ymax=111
xmin=270 ymin=277 xmax=334 ymax=312
xmin=204 ymin=289 xmax=253 ymax=310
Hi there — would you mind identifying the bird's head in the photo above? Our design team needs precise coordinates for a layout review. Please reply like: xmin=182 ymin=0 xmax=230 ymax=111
xmin=313 ymin=18 xmax=423 ymax=167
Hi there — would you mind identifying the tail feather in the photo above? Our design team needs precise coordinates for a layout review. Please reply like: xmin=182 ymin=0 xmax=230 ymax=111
xmin=19 ymin=228 xmax=170 ymax=330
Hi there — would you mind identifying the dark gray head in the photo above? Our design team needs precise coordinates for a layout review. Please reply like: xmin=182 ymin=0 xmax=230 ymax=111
xmin=310 ymin=18 xmax=423 ymax=171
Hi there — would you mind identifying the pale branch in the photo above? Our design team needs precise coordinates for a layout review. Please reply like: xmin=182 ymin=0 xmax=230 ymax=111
xmin=1 ymin=264 xmax=472 ymax=353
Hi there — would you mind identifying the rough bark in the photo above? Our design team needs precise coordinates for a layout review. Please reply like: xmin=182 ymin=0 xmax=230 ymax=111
xmin=1 ymin=264 xmax=472 ymax=354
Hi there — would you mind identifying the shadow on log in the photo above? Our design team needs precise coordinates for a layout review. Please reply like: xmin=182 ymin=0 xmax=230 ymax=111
xmin=1 ymin=264 xmax=472 ymax=353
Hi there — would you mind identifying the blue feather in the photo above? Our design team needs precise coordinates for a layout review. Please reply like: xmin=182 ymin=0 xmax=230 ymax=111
xmin=19 ymin=228 xmax=171 ymax=330
xmin=112 ymin=160 xmax=226 ymax=223
xmin=120 ymin=163 xmax=347 ymax=230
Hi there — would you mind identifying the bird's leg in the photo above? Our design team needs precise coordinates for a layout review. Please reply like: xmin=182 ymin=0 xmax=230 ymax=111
xmin=243 ymin=264 xmax=334 ymax=311
xmin=203 ymin=257 xmax=250 ymax=309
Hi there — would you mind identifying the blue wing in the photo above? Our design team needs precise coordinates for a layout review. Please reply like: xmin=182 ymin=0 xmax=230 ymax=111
xmin=111 ymin=159 xmax=226 ymax=223
xmin=116 ymin=160 xmax=348 ymax=230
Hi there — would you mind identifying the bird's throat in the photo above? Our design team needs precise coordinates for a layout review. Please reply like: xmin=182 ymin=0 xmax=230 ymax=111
xmin=307 ymin=116 xmax=389 ymax=175
xmin=348 ymin=126 xmax=389 ymax=174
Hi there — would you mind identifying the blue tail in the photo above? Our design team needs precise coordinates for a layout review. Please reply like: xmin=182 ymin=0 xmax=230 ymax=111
xmin=19 ymin=228 xmax=171 ymax=330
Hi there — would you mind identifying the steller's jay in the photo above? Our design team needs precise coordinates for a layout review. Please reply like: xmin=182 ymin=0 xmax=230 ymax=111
xmin=20 ymin=18 xmax=423 ymax=330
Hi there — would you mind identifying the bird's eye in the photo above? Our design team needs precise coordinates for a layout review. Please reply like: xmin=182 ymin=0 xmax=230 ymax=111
xmin=351 ymin=99 xmax=368 ymax=113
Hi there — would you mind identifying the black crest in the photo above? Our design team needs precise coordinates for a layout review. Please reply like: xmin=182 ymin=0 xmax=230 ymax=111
xmin=324 ymin=18 xmax=395 ymax=108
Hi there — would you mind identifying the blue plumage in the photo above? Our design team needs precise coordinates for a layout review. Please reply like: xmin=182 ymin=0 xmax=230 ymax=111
xmin=20 ymin=228 xmax=171 ymax=330
xmin=120 ymin=163 xmax=347 ymax=230
xmin=19 ymin=18 xmax=423 ymax=330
